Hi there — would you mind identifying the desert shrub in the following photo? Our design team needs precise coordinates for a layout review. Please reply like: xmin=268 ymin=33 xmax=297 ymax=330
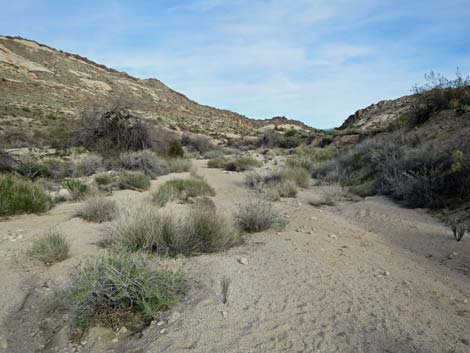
xmin=70 ymin=251 xmax=187 ymax=332
xmin=119 ymin=150 xmax=169 ymax=178
xmin=182 ymin=133 xmax=214 ymax=153
xmin=75 ymin=154 xmax=104 ymax=176
xmin=227 ymin=156 xmax=261 ymax=172
xmin=193 ymin=196 xmax=216 ymax=209
xmin=167 ymin=141 xmax=184 ymax=157
xmin=63 ymin=179 xmax=91 ymax=200
xmin=235 ymin=199 xmax=285 ymax=233
xmin=28 ymin=228 xmax=70 ymax=264
xmin=283 ymin=166 xmax=310 ymax=188
xmin=94 ymin=173 xmax=115 ymax=185
xmin=170 ymin=209 xmax=240 ymax=255
xmin=203 ymin=150 xmax=225 ymax=159
xmin=111 ymin=206 xmax=176 ymax=253
xmin=119 ymin=171 xmax=151 ymax=190
xmin=167 ymin=158 xmax=192 ymax=173
xmin=207 ymin=156 xmax=232 ymax=169
xmin=448 ymin=217 xmax=468 ymax=242
xmin=74 ymin=104 xmax=153 ymax=154
xmin=410 ymin=70 xmax=470 ymax=125
xmin=0 ymin=174 xmax=50 ymax=216
xmin=245 ymin=166 xmax=307 ymax=197
xmin=287 ymin=148 xmax=335 ymax=170
xmin=42 ymin=158 xmax=75 ymax=179
xmin=152 ymin=178 xmax=215 ymax=207
xmin=16 ymin=156 xmax=51 ymax=180
xmin=0 ymin=150 xmax=16 ymax=173
xmin=275 ymin=180 xmax=298 ymax=198
xmin=76 ymin=196 xmax=118 ymax=223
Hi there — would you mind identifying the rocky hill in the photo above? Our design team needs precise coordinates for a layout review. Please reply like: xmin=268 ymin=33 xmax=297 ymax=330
xmin=0 ymin=36 xmax=309 ymax=145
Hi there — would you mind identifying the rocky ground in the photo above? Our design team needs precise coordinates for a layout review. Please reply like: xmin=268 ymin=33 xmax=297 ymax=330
xmin=1 ymin=160 xmax=470 ymax=353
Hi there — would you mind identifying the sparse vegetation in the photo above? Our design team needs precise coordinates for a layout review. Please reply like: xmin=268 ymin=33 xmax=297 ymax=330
xmin=70 ymin=251 xmax=187 ymax=332
xmin=76 ymin=196 xmax=118 ymax=223
xmin=63 ymin=179 xmax=91 ymax=200
xmin=208 ymin=155 xmax=261 ymax=172
xmin=167 ymin=158 xmax=192 ymax=173
xmin=27 ymin=228 xmax=70 ymax=264
xmin=0 ymin=174 xmax=50 ymax=216
xmin=94 ymin=173 xmax=115 ymax=186
xmin=75 ymin=154 xmax=104 ymax=176
xmin=235 ymin=199 xmax=285 ymax=233
xmin=119 ymin=150 xmax=169 ymax=178
xmin=119 ymin=171 xmax=151 ymax=190
xmin=152 ymin=178 xmax=215 ymax=207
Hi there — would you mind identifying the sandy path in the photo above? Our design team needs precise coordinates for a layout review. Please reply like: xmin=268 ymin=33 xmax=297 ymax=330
xmin=1 ymin=161 xmax=470 ymax=353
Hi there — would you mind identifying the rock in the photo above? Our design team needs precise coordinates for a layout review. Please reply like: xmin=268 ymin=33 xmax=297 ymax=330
xmin=117 ymin=326 xmax=128 ymax=335
xmin=328 ymin=234 xmax=337 ymax=239
xmin=157 ymin=321 xmax=165 ymax=326
xmin=238 ymin=257 xmax=248 ymax=266
xmin=448 ymin=252 xmax=458 ymax=260
xmin=111 ymin=338 xmax=118 ymax=343
xmin=160 ymin=328 xmax=166 ymax=334
xmin=461 ymin=338 xmax=469 ymax=346
xmin=57 ymin=188 xmax=72 ymax=201
xmin=168 ymin=311 xmax=181 ymax=324
xmin=221 ymin=311 xmax=228 ymax=318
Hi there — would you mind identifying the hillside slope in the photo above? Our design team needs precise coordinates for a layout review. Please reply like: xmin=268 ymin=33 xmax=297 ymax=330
xmin=0 ymin=36 xmax=309 ymax=141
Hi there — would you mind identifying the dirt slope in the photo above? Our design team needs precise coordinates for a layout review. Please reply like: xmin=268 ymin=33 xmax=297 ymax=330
xmin=1 ymin=161 xmax=470 ymax=353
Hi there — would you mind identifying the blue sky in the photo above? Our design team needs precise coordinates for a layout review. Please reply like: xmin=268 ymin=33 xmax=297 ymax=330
xmin=1 ymin=0 xmax=469 ymax=128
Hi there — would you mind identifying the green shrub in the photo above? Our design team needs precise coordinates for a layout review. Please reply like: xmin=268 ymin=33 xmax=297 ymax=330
xmin=16 ymin=157 xmax=51 ymax=179
xmin=193 ymin=196 xmax=216 ymax=209
xmin=76 ymin=196 xmax=118 ymax=223
xmin=75 ymin=154 xmax=104 ymax=176
xmin=70 ymin=251 xmax=187 ymax=331
xmin=235 ymin=199 xmax=285 ymax=233
xmin=63 ymin=179 xmax=91 ymax=200
xmin=207 ymin=156 xmax=232 ymax=169
xmin=167 ymin=158 xmax=192 ymax=173
xmin=94 ymin=173 xmax=115 ymax=185
xmin=283 ymin=166 xmax=310 ymax=188
xmin=203 ymin=150 xmax=225 ymax=159
xmin=119 ymin=171 xmax=151 ymax=190
xmin=167 ymin=141 xmax=184 ymax=157
xmin=119 ymin=150 xmax=169 ymax=178
xmin=28 ymin=228 xmax=70 ymax=264
xmin=225 ymin=156 xmax=261 ymax=172
xmin=275 ymin=180 xmax=298 ymax=198
xmin=152 ymin=178 xmax=215 ymax=207
xmin=0 ymin=174 xmax=50 ymax=216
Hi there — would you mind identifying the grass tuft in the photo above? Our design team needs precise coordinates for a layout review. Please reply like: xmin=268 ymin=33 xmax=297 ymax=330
xmin=119 ymin=171 xmax=151 ymax=190
xmin=235 ymin=199 xmax=285 ymax=233
xmin=152 ymin=178 xmax=215 ymax=207
xmin=28 ymin=228 xmax=70 ymax=264
xmin=76 ymin=196 xmax=118 ymax=223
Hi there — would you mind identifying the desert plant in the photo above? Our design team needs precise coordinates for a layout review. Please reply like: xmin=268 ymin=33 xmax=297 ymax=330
xmin=119 ymin=171 xmax=151 ymax=190
xmin=94 ymin=173 xmax=115 ymax=185
xmin=207 ymin=156 xmax=232 ymax=169
xmin=0 ymin=149 xmax=16 ymax=173
xmin=111 ymin=206 xmax=176 ymax=253
xmin=63 ymin=179 xmax=90 ymax=200
xmin=70 ymin=251 xmax=187 ymax=332
xmin=0 ymin=174 xmax=50 ymax=216
xmin=28 ymin=228 xmax=70 ymax=264
xmin=275 ymin=180 xmax=298 ymax=198
xmin=170 ymin=209 xmax=240 ymax=255
xmin=220 ymin=276 xmax=231 ymax=304
xmin=167 ymin=141 xmax=184 ymax=157
xmin=225 ymin=156 xmax=261 ymax=172
xmin=448 ymin=217 xmax=467 ymax=242
xmin=16 ymin=156 xmax=50 ymax=180
xmin=283 ymin=166 xmax=310 ymax=188
xmin=193 ymin=196 xmax=216 ymax=209
xmin=167 ymin=158 xmax=192 ymax=173
xmin=119 ymin=150 xmax=169 ymax=178
xmin=76 ymin=196 xmax=118 ymax=223
xmin=75 ymin=154 xmax=104 ymax=176
xmin=235 ymin=199 xmax=285 ymax=233
xmin=152 ymin=178 xmax=215 ymax=207
xmin=181 ymin=133 xmax=214 ymax=153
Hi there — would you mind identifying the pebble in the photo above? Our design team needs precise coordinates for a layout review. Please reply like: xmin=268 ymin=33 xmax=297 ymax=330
xmin=111 ymin=338 xmax=118 ymax=343
xmin=328 ymin=234 xmax=337 ymax=239
xmin=160 ymin=328 xmax=166 ymax=334
xmin=448 ymin=252 xmax=458 ymax=260
xmin=117 ymin=326 xmax=128 ymax=335
xmin=238 ymin=257 xmax=248 ymax=266
xmin=461 ymin=338 xmax=469 ymax=346
xmin=157 ymin=321 xmax=165 ymax=326
xmin=221 ymin=311 xmax=228 ymax=318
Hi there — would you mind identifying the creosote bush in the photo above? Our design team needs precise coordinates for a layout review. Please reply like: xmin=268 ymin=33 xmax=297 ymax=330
xmin=0 ymin=174 xmax=50 ymax=216
xmin=70 ymin=251 xmax=187 ymax=332
xmin=28 ymin=228 xmax=70 ymax=264
xmin=152 ymin=178 xmax=215 ymax=207
xmin=119 ymin=171 xmax=151 ymax=190
xmin=235 ymin=199 xmax=285 ymax=233
xmin=76 ymin=196 xmax=118 ymax=223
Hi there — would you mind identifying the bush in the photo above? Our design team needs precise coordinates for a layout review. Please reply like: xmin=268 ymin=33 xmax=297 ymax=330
xmin=245 ymin=166 xmax=307 ymax=198
xmin=0 ymin=150 xmax=16 ymax=173
xmin=182 ymin=133 xmax=214 ymax=153
xmin=167 ymin=158 xmax=192 ymax=173
xmin=70 ymin=251 xmax=187 ymax=332
xmin=119 ymin=150 xmax=169 ymax=178
xmin=76 ymin=196 xmax=118 ymax=223
xmin=152 ymin=178 xmax=215 ymax=207
xmin=275 ymin=180 xmax=298 ymax=198
xmin=28 ymin=228 xmax=70 ymax=264
xmin=0 ymin=174 xmax=50 ymax=216
xmin=167 ymin=141 xmax=184 ymax=157
xmin=16 ymin=156 xmax=51 ymax=180
xmin=193 ymin=196 xmax=216 ymax=209
xmin=111 ymin=206 xmax=239 ymax=256
xmin=225 ymin=156 xmax=261 ymax=172
xmin=94 ymin=173 xmax=115 ymax=185
xmin=63 ymin=179 xmax=91 ymax=200
xmin=119 ymin=171 xmax=151 ymax=190
xmin=75 ymin=154 xmax=104 ymax=176
xmin=171 ymin=209 xmax=240 ymax=255
xmin=111 ymin=206 xmax=176 ymax=253
xmin=283 ymin=166 xmax=310 ymax=188
xmin=235 ymin=199 xmax=285 ymax=233
xmin=207 ymin=156 xmax=232 ymax=169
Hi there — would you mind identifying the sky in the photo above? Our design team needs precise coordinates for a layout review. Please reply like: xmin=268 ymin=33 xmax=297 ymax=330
xmin=1 ymin=0 xmax=469 ymax=128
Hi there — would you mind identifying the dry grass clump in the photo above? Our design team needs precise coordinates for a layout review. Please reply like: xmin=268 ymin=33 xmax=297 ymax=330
xmin=308 ymin=184 xmax=348 ymax=207
xmin=94 ymin=173 xmax=115 ymax=186
xmin=235 ymin=199 xmax=285 ymax=233
xmin=152 ymin=178 xmax=215 ymax=207
xmin=27 ymin=228 xmax=70 ymax=264
xmin=119 ymin=150 xmax=169 ymax=178
xmin=76 ymin=196 xmax=118 ymax=223
xmin=75 ymin=154 xmax=104 ymax=176
xmin=70 ymin=251 xmax=187 ymax=332
xmin=63 ymin=179 xmax=91 ymax=200
xmin=0 ymin=174 xmax=51 ymax=216
xmin=110 ymin=206 xmax=240 ymax=256
xmin=167 ymin=158 xmax=192 ymax=173
xmin=119 ymin=171 xmax=151 ymax=190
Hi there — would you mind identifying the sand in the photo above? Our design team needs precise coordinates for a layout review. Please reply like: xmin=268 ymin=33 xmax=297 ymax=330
xmin=1 ymin=160 xmax=469 ymax=353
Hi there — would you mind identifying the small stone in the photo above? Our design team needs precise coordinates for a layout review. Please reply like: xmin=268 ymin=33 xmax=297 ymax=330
xmin=328 ymin=234 xmax=337 ymax=239
xmin=238 ymin=257 xmax=248 ymax=266
xmin=383 ymin=271 xmax=390 ymax=277
xmin=221 ymin=311 xmax=228 ymax=318
xmin=117 ymin=326 xmax=128 ymax=335
xmin=160 ymin=328 xmax=166 ymax=334
xmin=157 ymin=321 xmax=165 ymax=326
xmin=111 ymin=338 xmax=118 ymax=343
xmin=461 ymin=338 xmax=469 ymax=346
